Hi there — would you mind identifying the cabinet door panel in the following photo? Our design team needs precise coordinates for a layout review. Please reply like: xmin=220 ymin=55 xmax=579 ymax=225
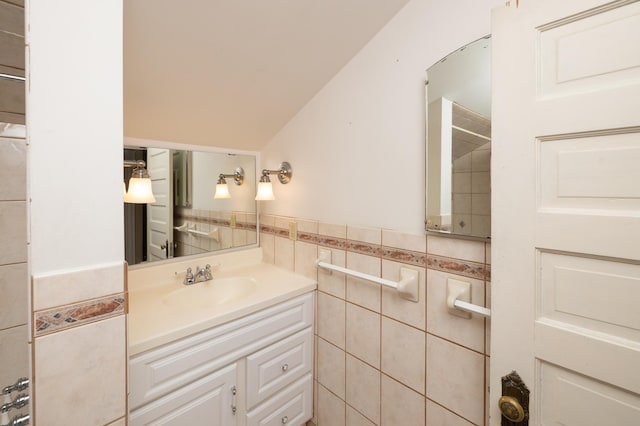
xmin=130 ymin=363 xmax=237 ymax=426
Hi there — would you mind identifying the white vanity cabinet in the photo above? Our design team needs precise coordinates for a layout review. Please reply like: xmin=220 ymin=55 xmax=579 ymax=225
xmin=129 ymin=292 xmax=314 ymax=426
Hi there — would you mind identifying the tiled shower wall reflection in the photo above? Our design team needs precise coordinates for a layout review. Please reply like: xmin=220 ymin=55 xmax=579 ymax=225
xmin=260 ymin=214 xmax=491 ymax=426
xmin=174 ymin=208 xmax=257 ymax=256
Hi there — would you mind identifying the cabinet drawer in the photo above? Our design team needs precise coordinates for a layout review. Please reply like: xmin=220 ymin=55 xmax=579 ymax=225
xmin=130 ymin=363 xmax=237 ymax=426
xmin=246 ymin=327 xmax=313 ymax=408
xmin=246 ymin=374 xmax=312 ymax=426
xmin=130 ymin=292 xmax=313 ymax=409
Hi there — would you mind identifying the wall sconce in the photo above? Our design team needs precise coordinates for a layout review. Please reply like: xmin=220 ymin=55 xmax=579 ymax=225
xmin=255 ymin=162 xmax=292 ymax=201
xmin=213 ymin=167 xmax=245 ymax=199
xmin=123 ymin=160 xmax=156 ymax=204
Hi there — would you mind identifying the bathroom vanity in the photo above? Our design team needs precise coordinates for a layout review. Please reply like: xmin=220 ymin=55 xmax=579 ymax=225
xmin=127 ymin=248 xmax=316 ymax=425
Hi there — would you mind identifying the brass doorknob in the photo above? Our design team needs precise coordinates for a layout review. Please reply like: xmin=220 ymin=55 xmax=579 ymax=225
xmin=499 ymin=395 xmax=525 ymax=422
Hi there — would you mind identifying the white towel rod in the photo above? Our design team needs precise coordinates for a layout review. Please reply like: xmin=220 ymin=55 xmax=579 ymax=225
xmin=316 ymin=250 xmax=419 ymax=303
xmin=316 ymin=261 xmax=399 ymax=289
xmin=453 ymin=300 xmax=491 ymax=318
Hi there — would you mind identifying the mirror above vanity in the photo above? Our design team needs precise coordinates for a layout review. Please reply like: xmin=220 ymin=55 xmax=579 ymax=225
xmin=124 ymin=144 xmax=257 ymax=266
xmin=426 ymin=36 xmax=491 ymax=239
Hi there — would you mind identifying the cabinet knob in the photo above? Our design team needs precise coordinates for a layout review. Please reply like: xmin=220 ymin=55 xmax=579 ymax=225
xmin=281 ymin=416 xmax=288 ymax=424
xmin=281 ymin=363 xmax=289 ymax=372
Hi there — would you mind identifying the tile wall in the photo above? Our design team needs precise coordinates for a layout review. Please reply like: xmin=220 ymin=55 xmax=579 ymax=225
xmin=260 ymin=214 xmax=491 ymax=426
xmin=31 ymin=262 xmax=128 ymax=425
xmin=0 ymin=123 xmax=29 ymax=421
xmin=452 ymin=142 xmax=491 ymax=238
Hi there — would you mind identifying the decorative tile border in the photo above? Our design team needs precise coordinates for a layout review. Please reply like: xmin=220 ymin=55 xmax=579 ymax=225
xmin=382 ymin=247 xmax=427 ymax=268
xmin=427 ymin=254 xmax=488 ymax=281
xmin=261 ymin=221 xmax=491 ymax=279
xmin=177 ymin=209 xmax=257 ymax=232
xmin=34 ymin=294 xmax=126 ymax=337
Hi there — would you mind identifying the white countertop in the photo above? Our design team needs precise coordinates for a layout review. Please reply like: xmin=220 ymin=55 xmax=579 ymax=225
xmin=127 ymin=249 xmax=316 ymax=356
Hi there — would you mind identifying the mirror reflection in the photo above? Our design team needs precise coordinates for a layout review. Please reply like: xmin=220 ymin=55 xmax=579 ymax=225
xmin=426 ymin=36 xmax=491 ymax=239
xmin=124 ymin=147 xmax=257 ymax=265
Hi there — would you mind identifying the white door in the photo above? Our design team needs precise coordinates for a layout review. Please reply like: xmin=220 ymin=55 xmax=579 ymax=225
xmin=491 ymin=0 xmax=640 ymax=424
xmin=147 ymin=148 xmax=173 ymax=262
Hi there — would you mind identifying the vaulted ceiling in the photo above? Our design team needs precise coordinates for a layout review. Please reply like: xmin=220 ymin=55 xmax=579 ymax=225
xmin=124 ymin=0 xmax=410 ymax=151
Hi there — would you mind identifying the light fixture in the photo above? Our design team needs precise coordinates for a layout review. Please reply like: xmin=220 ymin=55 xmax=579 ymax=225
xmin=255 ymin=162 xmax=292 ymax=201
xmin=123 ymin=160 xmax=156 ymax=204
xmin=213 ymin=167 xmax=245 ymax=199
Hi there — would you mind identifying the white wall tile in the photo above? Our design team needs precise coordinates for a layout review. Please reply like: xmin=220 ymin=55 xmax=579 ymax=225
xmin=346 ymin=303 xmax=380 ymax=368
xmin=346 ymin=252 xmax=381 ymax=312
xmin=274 ymin=235 xmax=294 ymax=271
xmin=0 ymin=137 xmax=26 ymax=201
xmin=381 ymin=317 xmax=425 ymax=394
xmin=426 ymin=399 xmax=475 ymax=426
xmin=427 ymin=234 xmax=484 ymax=262
xmin=381 ymin=230 xmax=426 ymax=253
xmin=381 ymin=260 xmax=425 ymax=330
xmin=295 ymin=240 xmax=318 ymax=280
xmin=33 ymin=261 xmax=124 ymax=311
xmin=346 ymin=405 xmax=376 ymax=426
xmin=0 ymin=325 xmax=28 ymax=390
xmin=317 ymin=292 xmax=346 ymax=349
xmin=317 ymin=337 xmax=346 ymax=399
xmin=261 ymin=232 xmax=275 ymax=264
xmin=426 ymin=334 xmax=485 ymax=425
xmin=346 ymin=355 xmax=380 ymax=425
xmin=318 ymin=384 xmax=346 ymax=426
xmin=426 ymin=269 xmax=485 ymax=353
xmin=381 ymin=374 xmax=425 ymax=426
xmin=0 ymin=201 xmax=26 ymax=264
xmin=347 ymin=225 xmax=381 ymax=245
xmin=34 ymin=316 xmax=126 ymax=425
xmin=0 ymin=263 xmax=27 ymax=329
xmin=318 ymin=248 xmax=346 ymax=299
xmin=319 ymin=222 xmax=346 ymax=239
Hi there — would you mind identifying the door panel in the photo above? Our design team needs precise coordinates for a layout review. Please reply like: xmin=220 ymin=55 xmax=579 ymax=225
xmin=147 ymin=148 xmax=172 ymax=261
xmin=540 ymin=362 xmax=640 ymax=425
xmin=491 ymin=1 xmax=640 ymax=424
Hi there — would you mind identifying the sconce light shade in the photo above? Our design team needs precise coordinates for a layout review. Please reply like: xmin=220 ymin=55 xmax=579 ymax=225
xmin=255 ymin=162 xmax=291 ymax=201
xmin=124 ymin=177 xmax=156 ymax=203
xmin=123 ymin=159 xmax=157 ymax=204
xmin=213 ymin=167 xmax=244 ymax=199
xmin=255 ymin=181 xmax=275 ymax=201
xmin=214 ymin=182 xmax=231 ymax=199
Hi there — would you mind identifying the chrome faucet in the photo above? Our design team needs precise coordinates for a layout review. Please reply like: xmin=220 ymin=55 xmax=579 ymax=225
xmin=183 ymin=264 xmax=213 ymax=285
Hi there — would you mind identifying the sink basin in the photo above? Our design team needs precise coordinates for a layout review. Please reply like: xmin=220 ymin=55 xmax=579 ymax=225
xmin=162 ymin=277 xmax=258 ymax=308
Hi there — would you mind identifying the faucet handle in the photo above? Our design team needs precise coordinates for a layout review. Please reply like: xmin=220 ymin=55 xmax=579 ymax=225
xmin=184 ymin=267 xmax=195 ymax=285
xmin=203 ymin=264 xmax=213 ymax=280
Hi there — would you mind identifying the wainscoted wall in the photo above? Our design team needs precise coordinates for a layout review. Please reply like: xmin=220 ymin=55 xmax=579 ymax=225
xmin=260 ymin=214 xmax=490 ymax=426
xmin=31 ymin=263 xmax=127 ymax=425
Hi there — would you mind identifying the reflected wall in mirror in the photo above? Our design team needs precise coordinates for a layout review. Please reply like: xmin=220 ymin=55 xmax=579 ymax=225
xmin=124 ymin=146 xmax=257 ymax=266
xmin=426 ymin=36 xmax=491 ymax=239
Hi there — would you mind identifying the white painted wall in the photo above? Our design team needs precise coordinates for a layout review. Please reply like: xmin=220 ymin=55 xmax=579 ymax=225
xmin=261 ymin=0 xmax=502 ymax=233
xmin=28 ymin=0 xmax=123 ymax=273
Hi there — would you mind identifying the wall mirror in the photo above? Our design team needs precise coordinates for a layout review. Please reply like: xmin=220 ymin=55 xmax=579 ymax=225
xmin=425 ymin=35 xmax=491 ymax=239
xmin=124 ymin=145 xmax=257 ymax=266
